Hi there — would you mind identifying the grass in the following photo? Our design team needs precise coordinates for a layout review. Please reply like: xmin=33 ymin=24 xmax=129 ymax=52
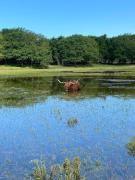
xmin=1 ymin=64 xmax=135 ymax=78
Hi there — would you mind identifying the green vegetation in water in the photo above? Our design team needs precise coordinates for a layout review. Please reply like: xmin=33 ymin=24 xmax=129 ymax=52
xmin=95 ymin=160 xmax=102 ymax=168
xmin=67 ymin=118 xmax=79 ymax=128
xmin=30 ymin=157 xmax=84 ymax=180
xmin=126 ymin=137 xmax=135 ymax=156
xmin=31 ymin=160 xmax=47 ymax=180
xmin=82 ymin=158 xmax=102 ymax=172
xmin=1 ymin=76 xmax=135 ymax=107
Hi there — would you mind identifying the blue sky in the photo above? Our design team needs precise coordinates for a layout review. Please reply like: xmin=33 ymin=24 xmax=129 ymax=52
xmin=0 ymin=0 xmax=135 ymax=38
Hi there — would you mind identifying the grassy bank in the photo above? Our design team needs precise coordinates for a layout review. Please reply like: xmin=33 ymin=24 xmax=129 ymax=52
xmin=1 ymin=64 xmax=135 ymax=78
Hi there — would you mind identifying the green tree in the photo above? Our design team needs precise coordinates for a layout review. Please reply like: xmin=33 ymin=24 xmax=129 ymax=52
xmin=0 ymin=32 xmax=4 ymax=62
xmin=51 ymin=35 xmax=100 ymax=66
xmin=2 ymin=28 xmax=52 ymax=67
xmin=1 ymin=28 xmax=135 ymax=66
xmin=96 ymin=34 xmax=135 ymax=64
xmin=50 ymin=36 xmax=64 ymax=65
xmin=95 ymin=35 xmax=111 ymax=63
xmin=110 ymin=34 xmax=135 ymax=64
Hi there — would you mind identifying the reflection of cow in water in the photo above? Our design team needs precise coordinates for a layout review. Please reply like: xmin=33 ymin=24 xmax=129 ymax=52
xmin=57 ymin=79 xmax=80 ymax=92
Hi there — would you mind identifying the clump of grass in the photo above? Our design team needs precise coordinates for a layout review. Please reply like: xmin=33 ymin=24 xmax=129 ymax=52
xmin=95 ymin=160 xmax=101 ymax=168
xmin=127 ymin=137 xmax=135 ymax=156
xmin=67 ymin=118 xmax=78 ymax=128
xmin=63 ymin=157 xmax=81 ymax=180
xmin=49 ymin=164 xmax=62 ymax=179
xmin=30 ymin=157 xmax=84 ymax=180
xmin=82 ymin=158 xmax=102 ymax=172
xmin=31 ymin=160 xmax=46 ymax=180
xmin=72 ymin=157 xmax=81 ymax=179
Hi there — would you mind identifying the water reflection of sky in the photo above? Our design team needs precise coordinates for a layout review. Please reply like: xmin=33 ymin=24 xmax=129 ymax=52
xmin=0 ymin=95 xmax=135 ymax=179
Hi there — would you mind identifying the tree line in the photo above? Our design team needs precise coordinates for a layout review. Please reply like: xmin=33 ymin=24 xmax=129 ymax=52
xmin=0 ymin=28 xmax=135 ymax=67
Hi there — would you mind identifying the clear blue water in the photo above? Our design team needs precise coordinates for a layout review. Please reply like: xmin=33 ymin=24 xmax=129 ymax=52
xmin=0 ymin=77 xmax=135 ymax=179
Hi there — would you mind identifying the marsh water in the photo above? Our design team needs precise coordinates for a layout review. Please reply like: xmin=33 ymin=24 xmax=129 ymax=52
xmin=0 ymin=76 xmax=135 ymax=179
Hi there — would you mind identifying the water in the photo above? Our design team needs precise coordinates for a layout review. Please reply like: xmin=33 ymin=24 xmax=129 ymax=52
xmin=0 ymin=76 xmax=135 ymax=179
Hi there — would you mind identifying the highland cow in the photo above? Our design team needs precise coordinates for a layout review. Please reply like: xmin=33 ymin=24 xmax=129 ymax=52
xmin=57 ymin=79 xmax=80 ymax=92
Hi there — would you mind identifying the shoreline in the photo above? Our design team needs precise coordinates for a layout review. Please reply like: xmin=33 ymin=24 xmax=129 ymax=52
xmin=0 ymin=65 xmax=135 ymax=78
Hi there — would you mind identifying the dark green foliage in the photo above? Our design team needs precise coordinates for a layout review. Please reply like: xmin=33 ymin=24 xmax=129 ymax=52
xmin=0 ymin=32 xmax=4 ymax=62
xmin=95 ymin=34 xmax=111 ymax=63
xmin=51 ymin=34 xmax=135 ymax=66
xmin=50 ymin=35 xmax=100 ymax=66
xmin=50 ymin=37 xmax=63 ymax=65
xmin=0 ymin=28 xmax=135 ymax=66
xmin=96 ymin=34 xmax=135 ymax=64
xmin=2 ymin=28 xmax=52 ymax=67
xmin=110 ymin=34 xmax=135 ymax=64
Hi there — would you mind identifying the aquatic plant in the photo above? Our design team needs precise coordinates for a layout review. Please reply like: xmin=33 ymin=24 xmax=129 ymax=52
xmin=82 ymin=158 xmax=102 ymax=172
xmin=30 ymin=157 xmax=84 ymax=180
xmin=49 ymin=164 xmax=62 ymax=179
xmin=95 ymin=160 xmax=101 ymax=168
xmin=31 ymin=160 xmax=47 ymax=180
xmin=127 ymin=137 xmax=135 ymax=156
xmin=63 ymin=157 xmax=81 ymax=179
xmin=67 ymin=118 xmax=78 ymax=128
xmin=72 ymin=157 xmax=81 ymax=180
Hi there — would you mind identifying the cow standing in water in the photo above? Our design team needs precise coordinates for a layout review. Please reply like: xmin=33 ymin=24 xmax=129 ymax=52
xmin=57 ymin=79 xmax=80 ymax=92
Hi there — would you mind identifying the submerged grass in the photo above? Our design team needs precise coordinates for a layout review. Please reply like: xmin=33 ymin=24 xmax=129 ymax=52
xmin=1 ymin=65 xmax=135 ymax=78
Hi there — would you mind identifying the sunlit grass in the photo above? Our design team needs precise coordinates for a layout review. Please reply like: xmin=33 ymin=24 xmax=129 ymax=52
xmin=1 ymin=64 xmax=135 ymax=77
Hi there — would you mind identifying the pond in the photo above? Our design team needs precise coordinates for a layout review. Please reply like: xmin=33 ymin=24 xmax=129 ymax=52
xmin=0 ymin=76 xmax=135 ymax=179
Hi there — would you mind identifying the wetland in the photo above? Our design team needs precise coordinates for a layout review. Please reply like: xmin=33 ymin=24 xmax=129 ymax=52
xmin=0 ymin=76 xmax=135 ymax=179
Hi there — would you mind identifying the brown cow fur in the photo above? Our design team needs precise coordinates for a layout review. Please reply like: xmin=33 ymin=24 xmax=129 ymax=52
xmin=64 ymin=80 xmax=80 ymax=91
